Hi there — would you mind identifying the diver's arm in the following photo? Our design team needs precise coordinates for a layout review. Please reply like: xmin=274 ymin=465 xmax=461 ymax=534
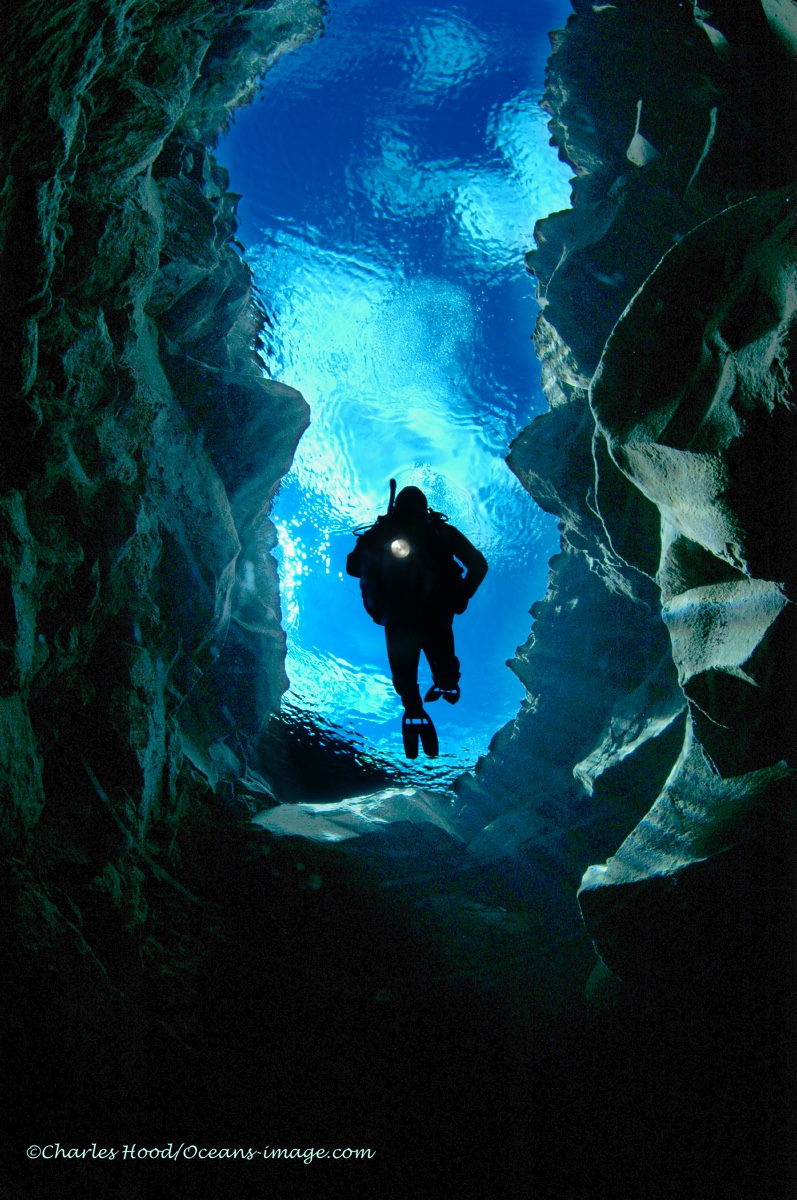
xmin=447 ymin=526 xmax=487 ymax=598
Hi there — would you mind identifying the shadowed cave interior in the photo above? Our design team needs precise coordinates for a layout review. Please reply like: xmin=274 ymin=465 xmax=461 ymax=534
xmin=2 ymin=2 xmax=797 ymax=1197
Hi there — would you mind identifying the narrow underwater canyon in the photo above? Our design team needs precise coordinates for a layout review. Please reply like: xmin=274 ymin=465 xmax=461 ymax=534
xmin=1 ymin=2 xmax=795 ymax=1198
xmin=212 ymin=0 xmax=574 ymax=791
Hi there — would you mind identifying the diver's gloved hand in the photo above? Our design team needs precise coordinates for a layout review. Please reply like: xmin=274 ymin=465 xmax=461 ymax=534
xmin=424 ymin=684 xmax=461 ymax=705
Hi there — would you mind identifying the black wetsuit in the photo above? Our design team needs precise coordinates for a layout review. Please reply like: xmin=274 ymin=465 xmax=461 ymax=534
xmin=347 ymin=515 xmax=487 ymax=711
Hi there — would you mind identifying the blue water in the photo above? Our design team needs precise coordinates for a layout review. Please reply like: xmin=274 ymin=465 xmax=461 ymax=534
xmin=216 ymin=0 xmax=573 ymax=789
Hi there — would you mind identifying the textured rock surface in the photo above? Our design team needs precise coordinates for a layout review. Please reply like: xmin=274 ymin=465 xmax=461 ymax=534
xmin=457 ymin=0 xmax=796 ymax=988
xmin=1 ymin=0 xmax=320 ymax=1046
xmin=579 ymin=182 xmax=796 ymax=980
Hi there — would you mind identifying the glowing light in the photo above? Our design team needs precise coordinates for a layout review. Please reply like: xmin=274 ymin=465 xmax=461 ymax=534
xmin=390 ymin=537 xmax=411 ymax=558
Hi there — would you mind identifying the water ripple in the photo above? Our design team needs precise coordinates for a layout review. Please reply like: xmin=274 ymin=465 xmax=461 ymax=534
xmin=217 ymin=0 xmax=574 ymax=784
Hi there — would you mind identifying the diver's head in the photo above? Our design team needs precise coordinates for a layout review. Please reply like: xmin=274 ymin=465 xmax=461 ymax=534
xmin=393 ymin=486 xmax=428 ymax=521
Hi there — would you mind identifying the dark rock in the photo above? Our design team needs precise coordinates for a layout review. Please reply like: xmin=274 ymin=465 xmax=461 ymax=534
xmin=0 ymin=0 xmax=321 ymax=1122
xmin=465 ymin=0 xmax=797 ymax=996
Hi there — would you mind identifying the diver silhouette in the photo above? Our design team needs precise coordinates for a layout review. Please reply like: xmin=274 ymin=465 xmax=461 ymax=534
xmin=346 ymin=481 xmax=487 ymax=759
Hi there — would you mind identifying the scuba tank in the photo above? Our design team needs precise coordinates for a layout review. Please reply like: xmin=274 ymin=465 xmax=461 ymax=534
xmin=351 ymin=480 xmax=464 ymax=624
xmin=352 ymin=478 xmax=410 ymax=624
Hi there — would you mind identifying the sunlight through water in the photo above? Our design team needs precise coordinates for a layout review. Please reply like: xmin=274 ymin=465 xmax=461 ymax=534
xmin=216 ymin=0 xmax=574 ymax=789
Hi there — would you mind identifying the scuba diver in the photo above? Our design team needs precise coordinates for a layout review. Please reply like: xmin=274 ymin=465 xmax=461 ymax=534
xmin=346 ymin=481 xmax=487 ymax=759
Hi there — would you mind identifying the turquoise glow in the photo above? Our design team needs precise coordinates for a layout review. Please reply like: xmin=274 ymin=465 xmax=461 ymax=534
xmin=217 ymin=0 xmax=573 ymax=788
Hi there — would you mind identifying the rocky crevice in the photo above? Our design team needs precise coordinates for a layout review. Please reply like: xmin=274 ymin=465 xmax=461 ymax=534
xmin=0 ymin=0 xmax=795 ymax=1173
xmin=2 ymin=2 xmax=796 ymax=1192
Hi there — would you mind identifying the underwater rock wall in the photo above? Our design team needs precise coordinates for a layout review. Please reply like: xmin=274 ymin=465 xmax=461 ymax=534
xmin=1 ymin=0 xmax=320 ymax=1001
xmin=457 ymin=0 xmax=796 ymax=984
xmin=1 ymin=0 xmax=794 ymax=1050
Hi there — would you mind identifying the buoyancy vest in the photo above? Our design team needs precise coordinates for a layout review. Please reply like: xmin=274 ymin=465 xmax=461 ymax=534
xmin=354 ymin=512 xmax=466 ymax=626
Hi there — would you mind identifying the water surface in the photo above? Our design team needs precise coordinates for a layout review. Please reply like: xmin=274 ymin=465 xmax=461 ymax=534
xmin=216 ymin=0 xmax=573 ymax=789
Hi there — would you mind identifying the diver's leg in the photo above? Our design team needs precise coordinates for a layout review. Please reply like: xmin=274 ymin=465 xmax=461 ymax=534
xmin=387 ymin=622 xmax=438 ymax=758
xmin=423 ymin=613 xmax=461 ymax=702
xmin=424 ymin=613 xmax=459 ymax=687
xmin=385 ymin=622 xmax=423 ymax=712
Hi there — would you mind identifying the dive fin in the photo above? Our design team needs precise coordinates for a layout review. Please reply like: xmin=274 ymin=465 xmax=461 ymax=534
xmin=424 ymin=684 xmax=460 ymax=705
xmin=402 ymin=712 xmax=420 ymax=759
xmin=418 ymin=711 xmax=439 ymax=758
xmin=401 ymin=709 xmax=439 ymax=759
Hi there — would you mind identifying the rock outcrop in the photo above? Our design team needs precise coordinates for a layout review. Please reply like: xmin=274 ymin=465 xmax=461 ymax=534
xmin=457 ymin=0 xmax=796 ymax=988
xmin=1 ymin=0 xmax=321 ymax=1034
